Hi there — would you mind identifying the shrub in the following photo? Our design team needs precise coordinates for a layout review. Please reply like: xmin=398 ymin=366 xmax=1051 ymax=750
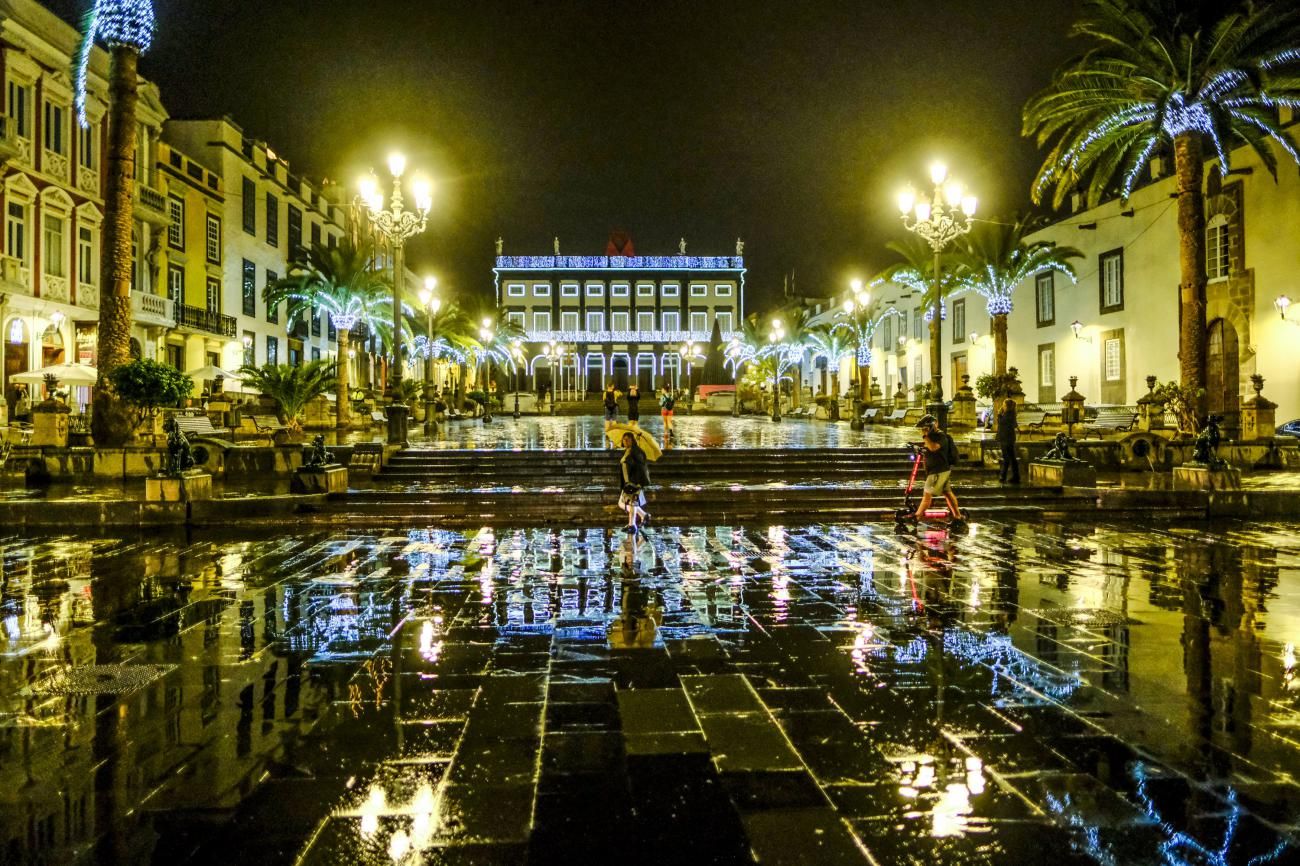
xmin=1152 ymin=381 xmax=1204 ymax=435
xmin=237 ymin=360 xmax=337 ymax=431
xmin=108 ymin=359 xmax=193 ymax=430
xmin=974 ymin=372 xmax=1020 ymax=402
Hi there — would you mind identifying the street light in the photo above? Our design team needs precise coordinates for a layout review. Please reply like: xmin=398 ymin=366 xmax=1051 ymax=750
xmin=726 ymin=336 xmax=744 ymax=417
xmin=768 ymin=320 xmax=786 ymax=423
xmin=358 ymin=151 xmax=432 ymax=446
xmin=679 ymin=340 xmax=701 ymax=411
xmin=418 ymin=276 xmax=440 ymax=436
xmin=511 ymin=338 xmax=523 ymax=419
xmin=898 ymin=159 xmax=976 ymax=431
xmin=479 ymin=320 xmax=494 ymax=423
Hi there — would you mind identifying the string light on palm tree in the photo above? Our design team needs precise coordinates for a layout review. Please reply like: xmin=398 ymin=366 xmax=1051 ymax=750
xmin=359 ymin=151 xmax=432 ymax=446
xmin=479 ymin=318 xmax=495 ymax=423
xmin=724 ymin=335 xmax=758 ymax=418
xmin=837 ymin=278 xmax=901 ymax=406
xmin=417 ymin=276 xmax=440 ymax=435
xmin=510 ymin=338 xmax=524 ymax=419
xmin=897 ymin=161 xmax=976 ymax=428
xmin=767 ymin=319 xmax=786 ymax=423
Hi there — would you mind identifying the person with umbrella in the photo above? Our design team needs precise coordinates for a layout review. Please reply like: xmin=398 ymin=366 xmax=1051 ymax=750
xmin=616 ymin=431 xmax=651 ymax=536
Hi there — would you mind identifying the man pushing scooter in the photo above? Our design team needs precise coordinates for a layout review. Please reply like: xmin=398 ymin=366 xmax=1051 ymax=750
xmin=909 ymin=415 xmax=965 ymax=524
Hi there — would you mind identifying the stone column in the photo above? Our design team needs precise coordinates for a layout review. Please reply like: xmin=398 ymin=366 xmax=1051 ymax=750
xmin=30 ymin=399 xmax=70 ymax=447
xmin=1240 ymin=374 xmax=1276 ymax=441
xmin=893 ymin=382 xmax=908 ymax=411
xmin=1136 ymin=375 xmax=1165 ymax=432
xmin=950 ymin=374 xmax=977 ymax=428
xmin=1060 ymin=376 xmax=1086 ymax=437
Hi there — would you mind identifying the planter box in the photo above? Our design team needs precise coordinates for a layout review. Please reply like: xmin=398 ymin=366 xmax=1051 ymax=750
xmin=1173 ymin=465 xmax=1241 ymax=491
xmin=291 ymin=464 xmax=348 ymax=495
xmin=145 ymin=471 xmax=213 ymax=502
xmin=1029 ymin=459 xmax=1097 ymax=488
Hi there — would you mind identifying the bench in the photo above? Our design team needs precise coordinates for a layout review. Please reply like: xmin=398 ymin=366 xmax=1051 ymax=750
xmin=173 ymin=414 xmax=231 ymax=438
xmin=860 ymin=407 xmax=880 ymax=424
xmin=250 ymin=414 xmax=288 ymax=434
xmin=884 ymin=409 xmax=908 ymax=424
xmin=1016 ymin=411 xmax=1047 ymax=433
xmin=370 ymin=410 xmax=387 ymax=425
xmin=1084 ymin=408 xmax=1139 ymax=438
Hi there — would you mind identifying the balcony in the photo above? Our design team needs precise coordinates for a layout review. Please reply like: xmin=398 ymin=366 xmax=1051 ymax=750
xmin=130 ymin=290 xmax=175 ymax=328
xmin=77 ymin=282 xmax=98 ymax=310
xmin=176 ymin=304 xmax=237 ymax=338
xmin=0 ymin=118 xmax=21 ymax=165
xmin=43 ymin=148 xmax=69 ymax=182
xmin=77 ymin=165 xmax=99 ymax=196
xmin=135 ymin=181 xmax=169 ymax=227
xmin=0 ymin=255 xmax=30 ymax=296
xmin=523 ymin=329 xmax=723 ymax=345
xmin=41 ymin=273 xmax=70 ymax=303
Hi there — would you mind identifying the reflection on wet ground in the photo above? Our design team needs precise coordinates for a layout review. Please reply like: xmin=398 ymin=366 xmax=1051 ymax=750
xmin=3 ymin=520 xmax=1299 ymax=864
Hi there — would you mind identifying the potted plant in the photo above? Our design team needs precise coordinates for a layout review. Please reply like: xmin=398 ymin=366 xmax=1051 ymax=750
xmin=1152 ymin=381 xmax=1205 ymax=438
xmin=237 ymin=360 xmax=338 ymax=442
xmin=975 ymin=372 xmax=1021 ymax=431
xmin=108 ymin=359 xmax=194 ymax=443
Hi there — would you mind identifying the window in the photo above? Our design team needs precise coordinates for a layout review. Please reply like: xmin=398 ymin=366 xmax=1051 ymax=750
xmin=1038 ymin=345 xmax=1055 ymax=387
xmin=882 ymin=316 xmax=892 ymax=348
xmin=310 ymin=221 xmax=321 ymax=250
xmin=311 ymin=308 xmax=321 ymax=336
xmin=287 ymin=205 xmax=302 ymax=256
xmin=1035 ymin=273 xmax=1055 ymax=327
xmin=78 ymin=124 xmax=96 ymax=170
xmin=690 ymin=283 xmax=707 ymax=297
xmin=689 ymin=311 xmax=707 ymax=332
xmin=561 ymin=282 xmax=579 ymax=298
xmin=205 ymin=214 xmax=221 ymax=264
xmin=241 ymin=177 xmax=256 ymax=233
xmin=912 ymin=308 xmax=922 ymax=340
xmin=1206 ymin=215 xmax=1230 ymax=280
xmin=585 ymin=282 xmax=604 ymax=297
xmin=507 ymin=311 xmax=526 ymax=331
xmin=611 ymin=282 xmax=630 ymax=298
xmin=167 ymin=196 xmax=185 ymax=249
xmin=913 ymin=357 xmax=923 ymax=389
xmin=506 ymin=283 xmax=525 ymax=297
xmin=586 ymin=311 xmax=604 ymax=332
xmin=952 ymin=299 xmax=966 ymax=343
xmin=265 ymin=193 xmax=279 ymax=247
xmin=167 ymin=264 xmax=184 ymax=305
xmin=534 ymin=283 xmax=551 ymax=298
xmin=533 ymin=310 xmax=551 ymax=331
xmin=6 ymin=201 xmax=27 ymax=261
xmin=715 ymin=283 xmax=733 ymax=297
xmin=637 ymin=311 xmax=654 ymax=332
xmin=41 ymin=214 xmax=64 ymax=277
xmin=1099 ymin=249 xmax=1124 ymax=312
xmin=662 ymin=311 xmax=680 ymax=331
xmin=243 ymin=332 xmax=256 ymax=367
xmin=716 ymin=310 xmax=734 ymax=333
xmin=636 ymin=282 xmax=655 ymax=297
xmin=662 ymin=283 xmax=680 ymax=298
xmin=266 ymin=270 xmax=279 ymax=323
xmin=206 ymin=277 xmax=221 ymax=314
xmin=612 ymin=311 xmax=630 ymax=331
xmin=1104 ymin=337 xmax=1122 ymax=381
xmin=311 ymin=347 xmax=321 ymax=362
xmin=561 ymin=311 xmax=579 ymax=331
xmin=42 ymin=102 xmax=65 ymax=154
xmin=77 ymin=226 xmax=94 ymax=284
xmin=242 ymin=259 xmax=256 ymax=316
xmin=8 ymin=80 xmax=30 ymax=139
xmin=266 ymin=335 xmax=278 ymax=365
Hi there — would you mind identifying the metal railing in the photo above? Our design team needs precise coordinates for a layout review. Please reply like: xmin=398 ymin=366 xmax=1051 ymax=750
xmin=177 ymin=304 xmax=237 ymax=337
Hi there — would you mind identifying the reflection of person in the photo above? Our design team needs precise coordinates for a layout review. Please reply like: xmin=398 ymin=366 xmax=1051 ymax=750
xmin=618 ymin=432 xmax=651 ymax=535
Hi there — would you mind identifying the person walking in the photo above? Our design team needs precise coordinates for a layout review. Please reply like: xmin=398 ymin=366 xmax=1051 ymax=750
xmin=911 ymin=428 xmax=965 ymax=522
xmin=603 ymin=383 xmax=619 ymax=434
xmin=617 ymin=431 xmax=651 ymax=536
xmin=915 ymin=414 xmax=964 ymax=520
xmin=659 ymin=387 xmax=676 ymax=440
xmin=626 ymin=384 xmax=641 ymax=428
xmin=996 ymin=398 xmax=1020 ymax=484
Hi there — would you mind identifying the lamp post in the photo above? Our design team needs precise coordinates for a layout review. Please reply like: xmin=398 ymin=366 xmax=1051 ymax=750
xmin=727 ymin=336 xmax=742 ymax=418
xmin=898 ymin=161 xmax=976 ymax=431
xmin=768 ymin=320 xmax=785 ymax=423
xmin=359 ymin=152 xmax=432 ymax=446
xmin=511 ymin=339 xmax=523 ymax=419
xmin=843 ymin=278 xmax=874 ymax=404
xmin=479 ymin=319 xmax=494 ymax=423
xmin=417 ymin=277 xmax=440 ymax=436
xmin=543 ymin=341 xmax=559 ymax=415
xmin=678 ymin=341 xmax=701 ymax=414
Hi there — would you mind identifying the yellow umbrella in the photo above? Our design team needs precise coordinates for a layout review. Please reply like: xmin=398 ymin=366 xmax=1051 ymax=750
xmin=606 ymin=423 xmax=662 ymax=461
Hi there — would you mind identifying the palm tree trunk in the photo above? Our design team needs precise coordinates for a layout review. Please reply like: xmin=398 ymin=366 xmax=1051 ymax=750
xmin=792 ymin=364 xmax=802 ymax=408
xmin=861 ymin=363 xmax=871 ymax=403
xmin=91 ymin=46 xmax=140 ymax=447
xmin=928 ymin=313 xmax=942 ymax=401
xmin=1174 ymin=133 xmax=1208 ymax=402
xmin=336 ymin=327 xmax=351 ymax=428
xmin=992 ymin=312 xmax=1008 ymax=376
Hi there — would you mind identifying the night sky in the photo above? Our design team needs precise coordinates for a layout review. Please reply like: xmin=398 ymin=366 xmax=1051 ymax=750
xmin=46 ymin=0 xmax=1082 ymax=310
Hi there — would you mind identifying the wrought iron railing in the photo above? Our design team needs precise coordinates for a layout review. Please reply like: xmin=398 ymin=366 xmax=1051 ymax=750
xmin=178 ymin=304 xmax=237 ymax=337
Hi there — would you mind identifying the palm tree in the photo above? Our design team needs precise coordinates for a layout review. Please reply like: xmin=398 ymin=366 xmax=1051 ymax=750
xmin=265 ymin=240 xmax=392 ymax=429
xmin=1023 ymin=0 xmax=1300 ymax=395
xmin=237 ymin=359 xmax=338 ymax=434
xmin=956 ymin=217 xmax=1083 ymax=376
xmin=77 ymin=0 xmax=156 ymax=446
xmin=805 ymin=325 xmax=854 ymax=401
xmin=833 ymin=291 xmax=905 ymax=402
xmin=877 ymin=235 xmax=963 ymax=403
xmin=768 ymin=305 xmax=817 ymax=408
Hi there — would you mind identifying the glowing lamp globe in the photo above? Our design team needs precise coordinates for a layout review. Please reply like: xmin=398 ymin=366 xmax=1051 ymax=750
xmin=387 ymin=151 xmax=407 ymax=178
xmin=929 ymin=161 xmax=948 ymax=185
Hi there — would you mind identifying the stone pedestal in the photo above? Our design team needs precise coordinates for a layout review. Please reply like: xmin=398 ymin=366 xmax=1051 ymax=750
xmin=1136 ymin=375 xmax=1165 ymax=432
xmin=949 ymin=375 xmax=976 ymax=429
xmin=1173 ymin=465 xmax=1241 ymax=491
xmin=30 ymin=402 xmax=70 ymax=447
xmin=1240 ymin=374 xmax=1277 ymax=442
xmin=146 ymin=470 xmax=213 ymax=502
xmin=291 ymin=464 xmax=348 ymax=494
xmin=1029 ymin=459 xmax=1097 ymax=488
xmin=893 ymin=385 xmax=907 ymax=411
xmin=386 ymin=403 xmax=409 ymax=446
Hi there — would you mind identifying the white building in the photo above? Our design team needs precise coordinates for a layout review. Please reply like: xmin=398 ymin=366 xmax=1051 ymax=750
xmin=163 ymin=118 xmax=348 ymax=374
xmin=867 ymin=114 xmax=1300 ymax=430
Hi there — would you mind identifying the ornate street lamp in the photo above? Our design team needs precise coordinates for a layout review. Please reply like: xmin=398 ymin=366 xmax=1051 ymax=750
xmin=678 ymin=340 xmax=702 ymax=413
xmin=511 ymin=339 xmax=523 ymax=419
xmin=359 ymin=152 xmax=432 ymax=446
xmin=417 ymin=276 xmax=440 ymax=436
xmin=479 ymin=319 xmax=494 ymax=423
xmin=898 ymin=161 xmax=976 ymax=430
xmin=768 ymin=320 xmax=786 ymax=423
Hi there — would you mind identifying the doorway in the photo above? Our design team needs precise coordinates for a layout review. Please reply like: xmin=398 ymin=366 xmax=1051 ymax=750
xmin=1206 ymin=318 xmax=1239 ymax=436
xmin=611 ymin=355 xmax=630 ymax=391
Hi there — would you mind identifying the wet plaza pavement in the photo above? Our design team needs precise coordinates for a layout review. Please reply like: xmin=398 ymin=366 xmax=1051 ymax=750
xmin=3 ymin=519 xmax=1300 ymax=865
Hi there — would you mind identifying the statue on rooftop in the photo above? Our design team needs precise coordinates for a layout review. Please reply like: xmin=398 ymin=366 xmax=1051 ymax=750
xmin=678 ymin=238 xmax=687 ymax=255
xmin=495 ymin=236 xmax=503 ymax=255
xmin=554 ymin=236 xmax=561 ymax=255
xmin=736 ymin=238 xmax=744 ymax=256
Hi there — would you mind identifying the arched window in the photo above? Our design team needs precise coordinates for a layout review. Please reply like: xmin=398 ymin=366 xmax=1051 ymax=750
xmin=1206 ymin=214 xmax=1230 ymax=281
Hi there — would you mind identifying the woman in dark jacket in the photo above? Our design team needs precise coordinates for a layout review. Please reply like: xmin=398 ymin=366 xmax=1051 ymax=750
xmin=617 ymin=432 xmax=651 ymax=535
xmin=996 ymin=399 xmax=1020 ymax=484
xmin=626 ymin=385 xmax=641 ymax=427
